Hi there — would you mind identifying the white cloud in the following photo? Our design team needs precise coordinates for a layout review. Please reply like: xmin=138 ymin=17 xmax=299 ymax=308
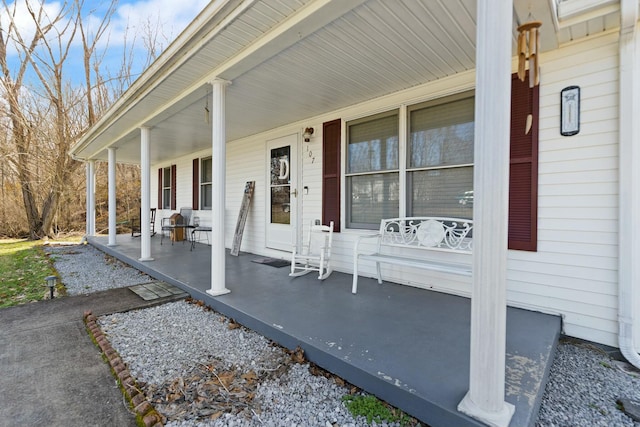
xmin=106 ymin=0 xmax=209 ymax=50
xmin=0 ymin=1 xmax=65 ymax=56
xmin=1 ymin=0 xmax=208 ymax=86
xmin=2 ymin=0 xmax=207 ymax=59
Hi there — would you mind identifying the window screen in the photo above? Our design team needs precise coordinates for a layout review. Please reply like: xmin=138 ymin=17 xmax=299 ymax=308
xmin=346 ymin=111 xmax=399 ymax=228
xmin=408 ymin=95 xmax=474 ymax=218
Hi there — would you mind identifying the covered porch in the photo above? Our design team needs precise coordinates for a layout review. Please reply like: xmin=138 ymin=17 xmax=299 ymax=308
xmin=90 ymin=235 xmax=561 ymax=427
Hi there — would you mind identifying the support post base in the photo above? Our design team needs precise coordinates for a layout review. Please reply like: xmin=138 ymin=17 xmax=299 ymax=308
xmin=138 ymin=257 xmax=154 ymax=262
xmin=207 ymin=288 xmax=231 ymax=297
xmin=458 ymin=392 xmax=515 ymax=427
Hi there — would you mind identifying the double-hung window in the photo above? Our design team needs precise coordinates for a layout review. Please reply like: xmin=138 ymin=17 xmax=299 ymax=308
xmin=346 ymin=111 xmax=400 ymax=229
xmin=407 ymin=94 xmax=474 ymax=218
xmin=339 ymin=79 xmax=537 ymax=249
xmin=162 ymin=166 xmax=172 ymax=209
xmin=345 ymin=93 xmax=474 ymax=230
xmin=200 ymin=157 xmax=212 ymax=210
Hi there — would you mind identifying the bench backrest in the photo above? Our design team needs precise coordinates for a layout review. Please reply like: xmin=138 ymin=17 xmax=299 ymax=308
xmin=378 ymin=217 xmax=473 ymax=253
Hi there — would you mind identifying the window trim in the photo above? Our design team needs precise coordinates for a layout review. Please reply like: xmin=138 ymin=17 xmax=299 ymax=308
xmin=162 ymin=166 xmax=172 ymax=210
xmin=345 ymin=92 xmax=475 ymax=230
xmin=337 ymin=82 xmax=538 ymax=251
xmin=406 ymin=92 xmax=475 ymax=219
xmin=200 ymin=156 xmax=212 ymax=210
xmin=158 ymin=165 xmax=176 ymax=210
xmin=345 ymin=109 xmax=400 ymax=229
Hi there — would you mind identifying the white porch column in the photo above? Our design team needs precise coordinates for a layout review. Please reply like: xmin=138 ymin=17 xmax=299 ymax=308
xmin=140 ymin=127 xmax=154 ymax=261
xmin=207 ymin=78 xmax=231 ymax=296
xmin=85 ymin=163 xmax=90 ymax=237
xmin=457 ymin=0 xmax=514 ymax=425
xmin=88 ymin=160 xmax=96 ymax=236
xmin=618 ymin=0 xmax=640 ymax=367
xmin=107 ymin=147 xmax=117 ymax=246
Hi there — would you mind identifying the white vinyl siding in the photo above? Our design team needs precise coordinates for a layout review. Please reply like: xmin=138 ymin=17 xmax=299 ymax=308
xmin=149 ymin=32 xmax=621 ymax=348
xmin=506 ymin=32 xmax=620 ymax=346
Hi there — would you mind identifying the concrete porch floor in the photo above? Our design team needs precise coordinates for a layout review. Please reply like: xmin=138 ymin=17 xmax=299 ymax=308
xmin=90 ymin=234 xmax=560 ymax=427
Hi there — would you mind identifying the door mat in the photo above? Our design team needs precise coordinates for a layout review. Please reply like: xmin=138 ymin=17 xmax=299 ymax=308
xmin=251 ymin=257 xmax=290 ymax=268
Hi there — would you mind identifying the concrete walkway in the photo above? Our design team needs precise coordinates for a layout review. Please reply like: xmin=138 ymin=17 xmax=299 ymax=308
xmin=0 ymin=286 xmax=185 ymax=427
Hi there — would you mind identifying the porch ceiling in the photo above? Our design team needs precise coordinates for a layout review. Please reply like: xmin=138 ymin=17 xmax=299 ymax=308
xmin=71 ymin=0 xmax=604 ymax=165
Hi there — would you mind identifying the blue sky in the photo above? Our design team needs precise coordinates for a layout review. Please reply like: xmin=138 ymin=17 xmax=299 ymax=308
xmin=3 ymin=0 xmax=209 ymax=86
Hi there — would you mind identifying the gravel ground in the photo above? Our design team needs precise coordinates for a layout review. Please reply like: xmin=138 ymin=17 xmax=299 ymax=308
xmin=48 ymin=244 xmax=640 ymax=426
xmin=44 ymin=243 xmax=151 ymax=295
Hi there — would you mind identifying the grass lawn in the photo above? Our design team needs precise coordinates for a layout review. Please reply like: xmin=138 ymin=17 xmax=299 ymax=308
xmin=0 ymin=237 xmax=80 ymax=308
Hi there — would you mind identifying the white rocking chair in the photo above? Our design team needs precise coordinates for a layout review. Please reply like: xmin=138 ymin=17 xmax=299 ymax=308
xmin=290 ymin=221 xmax=334 ymax=280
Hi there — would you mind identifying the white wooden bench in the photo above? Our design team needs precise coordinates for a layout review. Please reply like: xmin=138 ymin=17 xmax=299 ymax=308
xmin=352 ymin=217 xmax=473 ymax=294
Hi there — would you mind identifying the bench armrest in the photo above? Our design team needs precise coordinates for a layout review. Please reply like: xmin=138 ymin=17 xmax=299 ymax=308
xmin=353 ymin=233 xmax=381 ymax=257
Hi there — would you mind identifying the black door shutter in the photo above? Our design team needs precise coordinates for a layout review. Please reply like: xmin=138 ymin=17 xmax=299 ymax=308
xmin=158 ymin=168 xmax=163 ymax=210
xmin=509 ymin=72 xmax=539 ymax=251
xmin=192 ymin=158 xmax=199 ymax=210
xmin=170 ymin=164 xmax=177 ymax=211
xmin=322 ymin=119 xmax=341 ymax=232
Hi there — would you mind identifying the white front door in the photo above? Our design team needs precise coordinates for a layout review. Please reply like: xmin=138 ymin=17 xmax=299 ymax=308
xmin=266 ymin=134 xmax=299 ymax=251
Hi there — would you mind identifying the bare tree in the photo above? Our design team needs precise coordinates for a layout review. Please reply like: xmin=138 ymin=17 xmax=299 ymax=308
xmin=0 ymin=0 xmax=118 ymax=238
xmin=78 ymin=0 xmax=116 ymax=126
xmin=0 ymin=0 xmax=179 ymax=239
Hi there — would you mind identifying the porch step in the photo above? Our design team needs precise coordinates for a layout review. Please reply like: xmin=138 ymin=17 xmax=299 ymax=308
xmin=129 ymin=281 xmax=189 ymax=301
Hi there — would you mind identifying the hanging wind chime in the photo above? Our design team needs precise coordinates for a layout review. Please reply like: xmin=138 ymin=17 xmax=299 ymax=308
xmin=204 ymin=87 xmax=210 ymax=124
xmin=517 ymin=20 xmax=542 ymax=87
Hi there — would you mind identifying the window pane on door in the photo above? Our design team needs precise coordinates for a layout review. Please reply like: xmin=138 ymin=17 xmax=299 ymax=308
xmin=271 ymin=186 xmax=290 ymax=224
xmin=270 ymin=146 xmax=290 ymax=186
xmin=270 ymin=146 xmax=291 ymax=224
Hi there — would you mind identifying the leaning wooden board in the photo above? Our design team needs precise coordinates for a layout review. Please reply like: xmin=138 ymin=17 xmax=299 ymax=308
xmin=231 ymin=181 xmax=255 ymax=256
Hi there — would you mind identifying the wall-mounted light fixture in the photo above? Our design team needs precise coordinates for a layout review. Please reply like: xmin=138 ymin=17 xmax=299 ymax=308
xmin=303 ymin=127 xmax=314 ymax=142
